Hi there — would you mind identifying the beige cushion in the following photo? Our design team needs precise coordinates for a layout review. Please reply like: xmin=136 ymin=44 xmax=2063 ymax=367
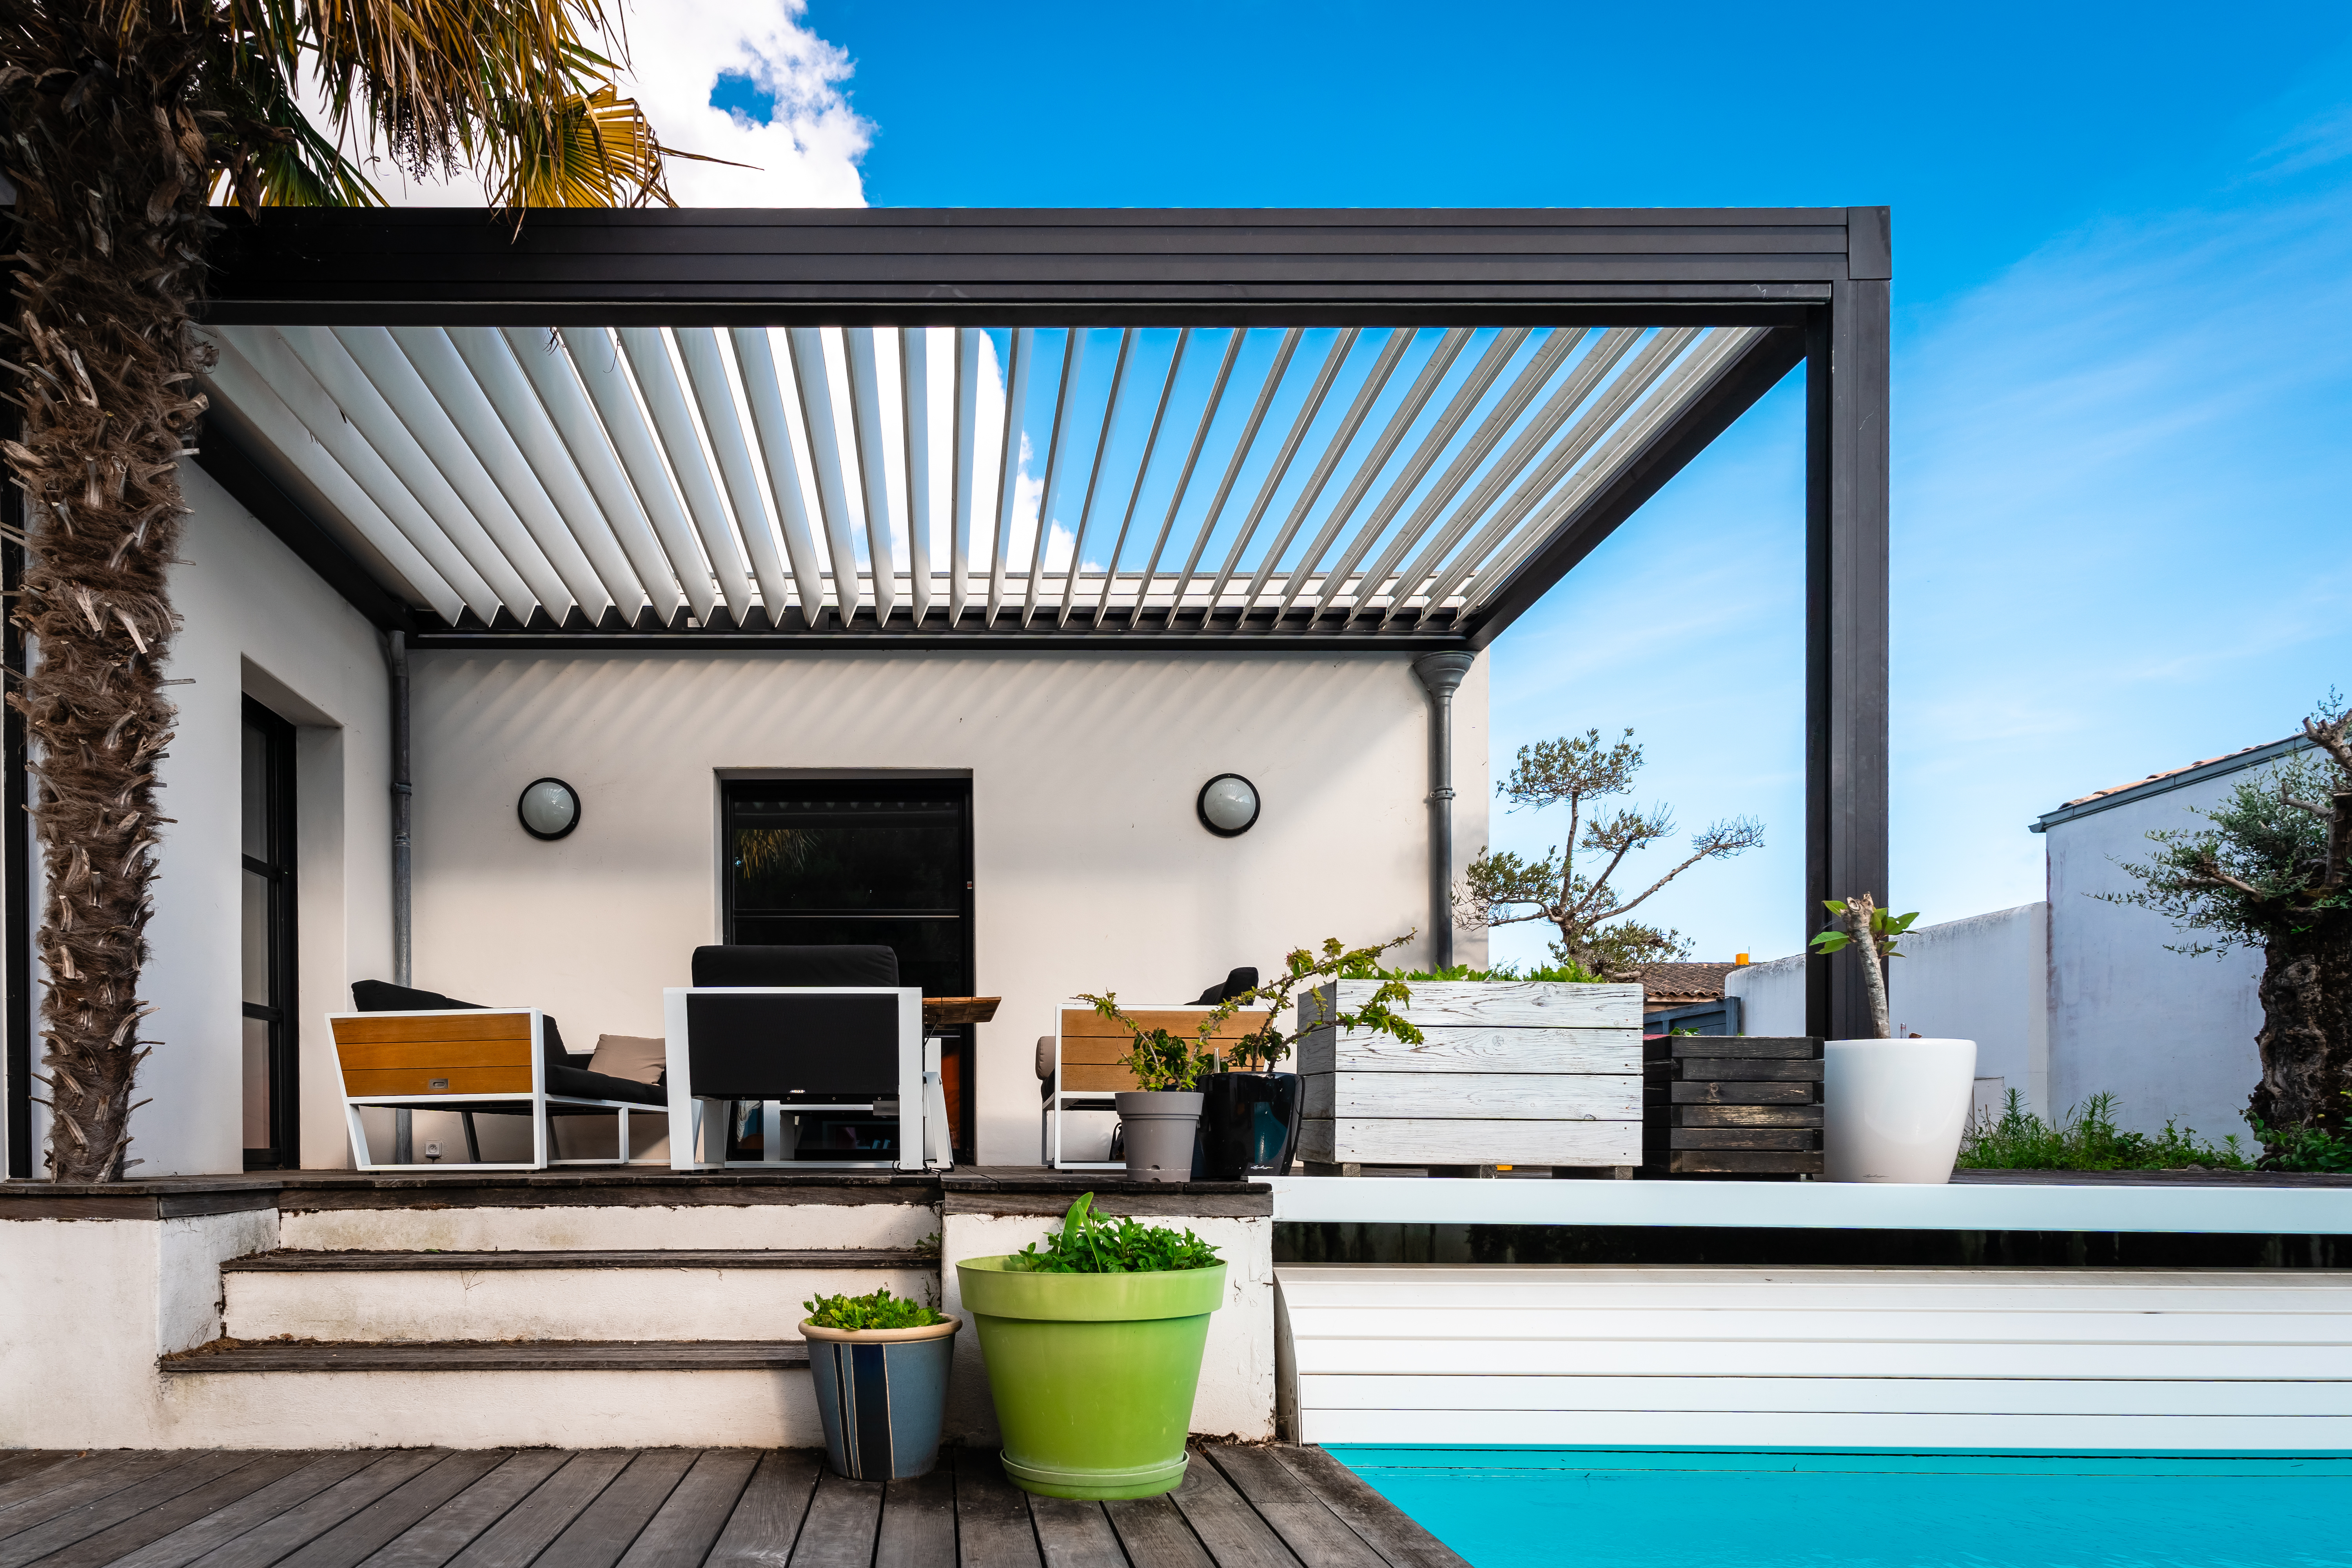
xmin=589 ymin=1034 xmax=666 ymax=1084
xmin=1036 ymin=1035 xmax=1055 ymax=1081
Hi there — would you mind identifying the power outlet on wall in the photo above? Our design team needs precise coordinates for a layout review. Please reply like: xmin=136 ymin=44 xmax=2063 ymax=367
xmin=424 ymin=1142 xmax=441 ymax=1161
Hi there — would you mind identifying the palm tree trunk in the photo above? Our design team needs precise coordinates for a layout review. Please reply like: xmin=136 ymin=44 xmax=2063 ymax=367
xmin=2 ymin=11 xmax=214 ymax=1179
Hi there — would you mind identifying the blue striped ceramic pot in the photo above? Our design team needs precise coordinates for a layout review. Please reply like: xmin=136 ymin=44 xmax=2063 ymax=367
xmin=801 ymin=1315 xmax=960 ymax=1480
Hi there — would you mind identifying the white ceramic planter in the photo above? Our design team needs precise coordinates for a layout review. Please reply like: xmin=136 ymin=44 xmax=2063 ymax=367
xmin=1823 ymin=1037 xmax=1978 ymax=1183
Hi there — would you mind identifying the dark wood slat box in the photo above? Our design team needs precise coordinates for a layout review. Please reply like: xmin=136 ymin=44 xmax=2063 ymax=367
xmin=1642 ymin=1036 xmax=1824 ymax=1176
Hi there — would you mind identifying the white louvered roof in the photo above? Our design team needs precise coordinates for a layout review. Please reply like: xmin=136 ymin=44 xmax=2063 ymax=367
xmin=197 ymin=321 xmax=1772 ymax=636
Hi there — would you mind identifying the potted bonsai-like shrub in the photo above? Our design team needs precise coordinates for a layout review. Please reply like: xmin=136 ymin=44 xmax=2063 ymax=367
xmin=1811 ymin=894 xmax=1975 ymax=1183
xmin=1194 ymin=935 xmax=1423 ymax=1180
xmin=958 ymin=1194 xmax=1224 ymax=1499
xmin=1076 ymin=994 xmax=1217 ymax=1181
xmin=800 ymin=1286 xmax=958 ymax=1481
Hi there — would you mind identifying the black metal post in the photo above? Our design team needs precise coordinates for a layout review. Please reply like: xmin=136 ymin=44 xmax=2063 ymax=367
xmin=386 ymin=629 xmax=413 ymax=1164
xmin=1804 ymin=235 xmax=1892 ymax=1042
xmin=1412 ymin=652 xmax=1476 ymax=970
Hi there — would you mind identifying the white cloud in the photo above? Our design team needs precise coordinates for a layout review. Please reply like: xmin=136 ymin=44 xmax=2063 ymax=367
xmin=349 ymin=0 xmax=868 ymax=207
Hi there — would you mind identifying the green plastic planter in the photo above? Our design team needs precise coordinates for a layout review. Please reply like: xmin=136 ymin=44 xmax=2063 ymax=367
xmin=956 ymin=1255 xmax=1227 ymax=1499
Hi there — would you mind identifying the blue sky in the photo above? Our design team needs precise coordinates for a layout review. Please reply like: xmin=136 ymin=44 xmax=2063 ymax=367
xmin=678 ymin=0 xmax=2352 ymax=964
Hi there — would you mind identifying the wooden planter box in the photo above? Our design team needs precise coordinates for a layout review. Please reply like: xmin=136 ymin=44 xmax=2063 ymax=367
xmin=1642 ymin=1034 xmax=1824 ymax=1175
xmin=1297 ymin=981 xmax=1644 ymax=1172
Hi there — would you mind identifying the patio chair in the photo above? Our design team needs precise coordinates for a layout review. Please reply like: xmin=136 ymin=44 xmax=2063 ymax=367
xmin=663 ymin=945 xmax=944 ymax=1172
xmin=330 ymin=981 xmax=666 ymax=1171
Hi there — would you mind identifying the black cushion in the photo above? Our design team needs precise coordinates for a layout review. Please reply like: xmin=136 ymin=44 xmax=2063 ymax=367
xmin=1191 ymin=967 xmax=1259 ymax=1005
xmin=350 ymin=980 xmax=575 ymax=1065
xmin=546 ymin=1063 xmax=667 ymax=1107
xmin=690 ymin=945 xmax=899 ymax=988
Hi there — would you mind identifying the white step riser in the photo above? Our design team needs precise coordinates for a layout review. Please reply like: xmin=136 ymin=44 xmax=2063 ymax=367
xmin=279 ymin=1201 xmax=938 ymax=1253
xmin=226 ymin=1264 xmax=936 ymax=1343
xmin=158 ymin=1368 xmax=828 ymax=1448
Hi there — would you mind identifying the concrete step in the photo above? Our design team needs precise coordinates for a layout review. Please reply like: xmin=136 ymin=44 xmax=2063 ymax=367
xmin=155 ymin=1340 xmax=826 ymax=1448
xmin=222 ymin=1248 xmax=938 ymax=1344
xmin=278 ymin=1194 xmax=939 ymax=1254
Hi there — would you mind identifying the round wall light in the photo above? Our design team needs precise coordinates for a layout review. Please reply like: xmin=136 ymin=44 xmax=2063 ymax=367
xmin=1197 ymin=773 xmax=1261 ymax=837
xmin=517 ymin=777 xmax=582 ymax=841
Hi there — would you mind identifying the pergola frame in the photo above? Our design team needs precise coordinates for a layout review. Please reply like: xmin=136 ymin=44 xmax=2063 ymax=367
xmin=1 ymin=207 xmax=1887 ymax=1170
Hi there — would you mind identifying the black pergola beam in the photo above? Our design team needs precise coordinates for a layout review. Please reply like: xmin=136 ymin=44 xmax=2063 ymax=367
xmin=202 ymin=206 xmax=1858 ymax=327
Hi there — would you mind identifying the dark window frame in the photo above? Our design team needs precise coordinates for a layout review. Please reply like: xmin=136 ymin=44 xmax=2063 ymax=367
xmin=720 ymin=773 xmax=976 ymax=1162
xmin=241 ymin=695 xmax=299 ymax=1170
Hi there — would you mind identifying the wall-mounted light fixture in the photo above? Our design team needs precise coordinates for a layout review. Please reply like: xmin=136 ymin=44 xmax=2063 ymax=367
xmin=517 ymin=777 xmax=582 ymax=841
xmin=1196 ymin=773 xmax=1260 ymax=838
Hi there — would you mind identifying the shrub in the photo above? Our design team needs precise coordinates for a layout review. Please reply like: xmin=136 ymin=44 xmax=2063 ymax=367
xmin=1957 ymin=1090 xmax=2250 ymax=1171
xmin=802 ymin=1286 xmax=944 ymax=1331
xmin=1008 ymin=1194 xmax=1221 ymax=1274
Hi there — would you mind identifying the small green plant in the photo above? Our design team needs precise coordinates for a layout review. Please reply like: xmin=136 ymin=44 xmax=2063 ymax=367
xmin=1077 ymin=993 xmax=1218 ymax=1091
xmin=802 ymin=1286 xmax=946 ymax=1330
xmin=1808 ymin=893 xmax=1920 ymax=1038
xmin=1957 ymin=1090 xmax=2250 ymax=1171
xmin=1206 ymin=935 xmax=1425 ymax=1070
xmin=1008 ymin=1193 xmax=1222 ymax=1274
xmin=2249 ymin=1097 xmax=2352 ymax=1171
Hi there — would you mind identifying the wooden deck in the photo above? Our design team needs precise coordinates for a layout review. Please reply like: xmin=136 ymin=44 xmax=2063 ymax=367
xmin=0 ymin=1444 xmax=1466 ymax=1568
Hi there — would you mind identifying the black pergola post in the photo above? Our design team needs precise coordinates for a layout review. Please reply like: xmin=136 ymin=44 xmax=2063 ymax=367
xmin=1805 ymin=212 xmax=1892 ymax=1042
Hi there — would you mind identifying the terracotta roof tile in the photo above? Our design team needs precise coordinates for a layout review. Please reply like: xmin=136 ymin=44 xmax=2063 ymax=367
xmin=2062 ymin=736 xmax=2297 ymax=808
xmin=1638 ymin=961 xmax=1740 ymax=1004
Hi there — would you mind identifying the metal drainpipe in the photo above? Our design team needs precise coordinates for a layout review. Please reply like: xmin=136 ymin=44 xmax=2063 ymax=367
xmin=1411 ymin=652 xmax=1476 ymax=971
xmin=386 ymin=630 xmax=414 ymax=1164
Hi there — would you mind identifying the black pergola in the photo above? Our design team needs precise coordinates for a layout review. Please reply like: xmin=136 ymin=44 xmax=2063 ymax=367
xmin=3 ymin=208 xmax=1889 ymax=1165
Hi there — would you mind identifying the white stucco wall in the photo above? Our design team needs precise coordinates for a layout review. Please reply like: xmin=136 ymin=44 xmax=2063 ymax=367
xmin=22 ymin=469 xmax=394 ymax=1177
xmin=2045 ymin=777 xmax=2269 ymax=1143
xmin=1886 ymin=902 xmax=2050 ymax=1115
xmin=405 ymin=649 xmax=1487 ymax=1166
xmin=1725 ymin=953 xmax=1805 ymax=1036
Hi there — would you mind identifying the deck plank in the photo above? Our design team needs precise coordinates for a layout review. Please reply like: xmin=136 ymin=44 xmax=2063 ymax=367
xmin=948 ymin=1452 xmax=1038 ymax=1568
xmin=441 ymin=1452 xmax=632 ymax=1568
xmin=20 ymin=1454 xmax=316 ymax=1568
xmin=1201 ymin=1448 xmax=1386 ymax=1568
xmin=536 ymin=1450 xmax=698 ymax=1568
xmin=0 ymin=1459 xmax=69 ymax=1495
xmin=0 ymin=1450 xmax=260 ymax=1565
xmin=613 ymin=1450 xmax=759 ymax=1568
xmin=269 ymin=1452 xmax=515 ymax=1568
xmin=1165 ymin=1458 xmax=1299 ymax=1568
xmin=788 ymin=1472 xmax=883 ymax=1568
xmin=106 ymin=1455 xmax=385 ymax=1568
xmin=1260 ymin=1451 xmax=1466 ymax=1568
xmin=1103 ymin=1496 xmax=1212 ymax=1568
xmin=1024 ymin=1499 xmax=1124 ymax=1568
xmin=703 ymin=1450 xmax=820 ymax=1568
xmin=875 ymin=1470 xmax=955 ymax=1568
xmin=181 ymin=1452 xmax=455 ymax=1568
xmin=352 ymin=1450 xmax=572 ymax=1568
xmin=0 ymin=1453 xmax=201 ymax=1535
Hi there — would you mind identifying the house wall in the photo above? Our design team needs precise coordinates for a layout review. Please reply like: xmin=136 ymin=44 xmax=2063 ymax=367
xmin=22 ymin=468 xmax=394 ymax=1177
xmin=1724 ymin=954 xmax=1804 ymax=1036
xmin=405 ymin=648 xmax=1488 ymax=1167
xmin=2044 ymin=777 xmax=2267 ymax=1142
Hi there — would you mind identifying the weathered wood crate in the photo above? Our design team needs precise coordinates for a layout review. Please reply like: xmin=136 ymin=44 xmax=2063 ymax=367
xmin=1642 ymin=1034 xmax=1824 ymax=1175
xmin=1297 ymin=981 xmax=1644 ymax=1170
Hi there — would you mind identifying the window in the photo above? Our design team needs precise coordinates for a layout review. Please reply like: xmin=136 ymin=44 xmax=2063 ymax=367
xmin=722 ymin=776 xmax=975 ymax=1161
xmin=241 ymin=697 xmax=298 ymax=1169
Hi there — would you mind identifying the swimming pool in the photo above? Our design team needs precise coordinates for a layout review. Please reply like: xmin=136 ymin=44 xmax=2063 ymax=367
xmin=1327 ymin=1447 xmax=2352 ymax=1568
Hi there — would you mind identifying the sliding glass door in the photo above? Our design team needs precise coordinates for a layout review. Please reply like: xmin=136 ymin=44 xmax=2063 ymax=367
xmin=241 ymin=697 xmax=298 ymax=1169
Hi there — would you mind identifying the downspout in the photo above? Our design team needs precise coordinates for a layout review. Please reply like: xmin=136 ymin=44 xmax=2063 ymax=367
xmin=385 ymin=630 xmax=413 ymax=1164
xmin=1411 ymin=652 xmax=1476 ymax=971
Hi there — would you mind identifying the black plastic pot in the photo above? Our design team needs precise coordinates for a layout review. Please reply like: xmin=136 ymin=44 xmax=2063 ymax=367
xmin=1199 ymin=1071 xmax=1303 ymax=1179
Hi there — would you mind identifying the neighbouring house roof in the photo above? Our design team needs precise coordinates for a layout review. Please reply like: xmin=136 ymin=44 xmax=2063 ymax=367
xmin=1639 ymin=962 xmax=1740 ymax=1005
xmin=2030 ymin=734 xmax=2316 ymax=834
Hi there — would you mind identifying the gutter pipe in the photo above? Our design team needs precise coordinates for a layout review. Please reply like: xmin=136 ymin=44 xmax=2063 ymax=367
xmin=1411 ymin=652 xmax=1475 ymax=971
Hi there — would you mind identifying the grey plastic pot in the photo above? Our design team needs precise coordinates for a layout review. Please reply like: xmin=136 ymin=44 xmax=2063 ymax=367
xmin=801 ymin=1314 xmax=959 ymax=1480
xmin=1115 ymin=1091 xmax=1204 ymax=1182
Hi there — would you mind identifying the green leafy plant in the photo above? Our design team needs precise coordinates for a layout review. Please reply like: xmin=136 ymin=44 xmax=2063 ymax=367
xmin=802 ymin=1286 xmax=946 ymax=1331
xmin=1957 ymin=1090 xmax=2250 ymax=1171
xmin=1807 ymin=893 xmax=1920 ymax=1038
xmin=1076 ymin=994 xmax=1218 ymax=1091
xmin=1354 ymin=960 xmax=1605 ymax=984
xmin=1008 ymin=1194 xmax=1222 ymax=1274
xmin=2249 ymin=1093 xmax=2352 ymax=1171
xmin=1206 ymin=936 xmax=1425 ymax=1071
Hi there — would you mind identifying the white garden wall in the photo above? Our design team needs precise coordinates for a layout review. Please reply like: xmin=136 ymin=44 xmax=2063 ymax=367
xmin=405 ymin=649 xmax=1487 ymax=1167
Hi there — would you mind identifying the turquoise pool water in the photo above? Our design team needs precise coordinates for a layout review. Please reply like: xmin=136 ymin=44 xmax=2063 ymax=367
xmin=1326 ymin=1448 xmax=2352 ymax=1568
